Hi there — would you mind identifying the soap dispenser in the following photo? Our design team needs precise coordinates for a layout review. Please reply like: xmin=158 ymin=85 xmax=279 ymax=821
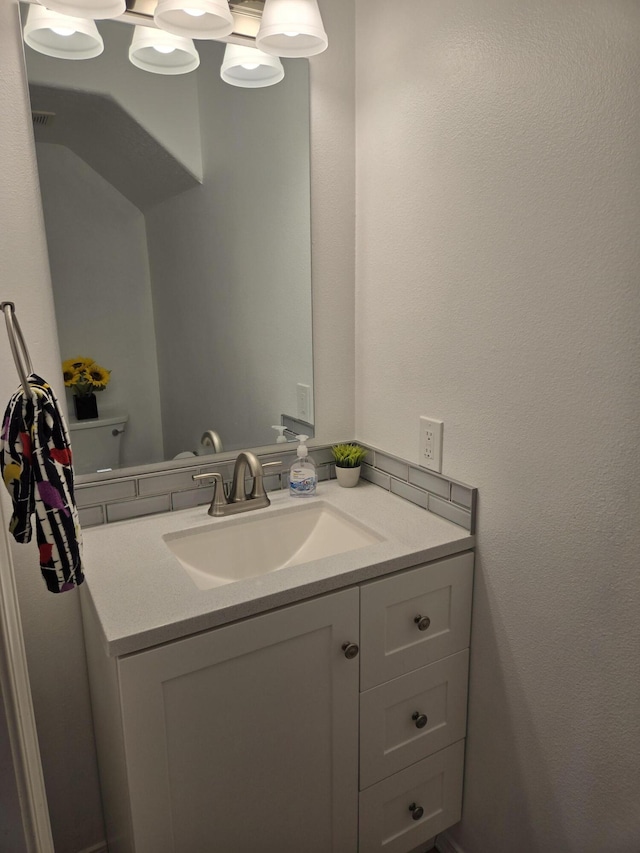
xmin=289 ymin=435 xmax=317 ymax=497
xmin=271 ymin=425 xmax=288 ymax=444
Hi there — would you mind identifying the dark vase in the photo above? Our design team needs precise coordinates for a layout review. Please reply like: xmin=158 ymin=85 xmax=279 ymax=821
xmin=74 ymin=393 xmax=98 ymax=420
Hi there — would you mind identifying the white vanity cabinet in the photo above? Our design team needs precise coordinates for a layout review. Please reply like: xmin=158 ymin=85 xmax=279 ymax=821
xmin=83 ymin=550 xmax=473 ymax=853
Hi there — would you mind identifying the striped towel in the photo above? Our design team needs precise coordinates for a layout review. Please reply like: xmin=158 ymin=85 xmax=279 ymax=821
xmin=1 ymin=374 xmax=84 ymax=593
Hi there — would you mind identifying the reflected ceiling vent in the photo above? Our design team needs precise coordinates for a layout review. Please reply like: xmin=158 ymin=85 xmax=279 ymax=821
xmin=32 ymin=111 xmax=57 ymax=128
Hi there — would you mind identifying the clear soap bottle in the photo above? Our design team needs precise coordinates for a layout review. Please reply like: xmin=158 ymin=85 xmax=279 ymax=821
xmin=289 ymin=435 xmax=317 ymax=497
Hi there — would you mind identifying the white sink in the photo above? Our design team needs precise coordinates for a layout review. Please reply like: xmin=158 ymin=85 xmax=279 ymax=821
xmin=163 ymin=501 xmax=383 ymax=590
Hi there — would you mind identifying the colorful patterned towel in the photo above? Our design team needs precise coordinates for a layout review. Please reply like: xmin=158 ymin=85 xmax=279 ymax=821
xmin=1 ymin=374 xmax=84 ymax=593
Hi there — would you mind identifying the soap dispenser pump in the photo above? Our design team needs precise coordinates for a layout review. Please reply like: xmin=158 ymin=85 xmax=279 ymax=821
xmin=271 ymin=425 xmax=288 ymax=444
xmin=289 ymin=434 xmax=317 ymax=497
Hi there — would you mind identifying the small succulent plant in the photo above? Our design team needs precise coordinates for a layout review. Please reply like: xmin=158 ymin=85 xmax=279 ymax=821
xmin=331 ymin=443 xmax=368 ymax=469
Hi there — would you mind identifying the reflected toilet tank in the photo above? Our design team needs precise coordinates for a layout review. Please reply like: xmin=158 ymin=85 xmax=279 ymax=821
xmin=68 ymin=414 xmax=128 ymax=475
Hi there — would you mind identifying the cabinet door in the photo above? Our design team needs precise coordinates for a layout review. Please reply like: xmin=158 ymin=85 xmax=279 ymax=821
xmin=118 ymin=589 xmax=360 ymax=853
xmin=360 ymin=552 xmax=473 ymax=690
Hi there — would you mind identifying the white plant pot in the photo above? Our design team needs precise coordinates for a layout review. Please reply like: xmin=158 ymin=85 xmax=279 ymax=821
xmin=335 ymin=466 xmax=361 ymax=488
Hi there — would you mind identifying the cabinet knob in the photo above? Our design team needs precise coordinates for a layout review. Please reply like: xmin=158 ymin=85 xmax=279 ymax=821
xmin=408 ymin=802 xmax=424 ymax=821
xmin=414 ymin=615 xmax=431 ymax=632
xmin=412 ymin=711 xmax=428 ymax=729
xmin=342 ymin=642 xmax=359 ymax=660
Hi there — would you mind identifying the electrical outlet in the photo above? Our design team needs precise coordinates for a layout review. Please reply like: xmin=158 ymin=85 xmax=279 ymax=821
xmin=296 ymin=383 xmax=312 ymax=422
xmin=419 ymin=416 xmax=443 ymax=473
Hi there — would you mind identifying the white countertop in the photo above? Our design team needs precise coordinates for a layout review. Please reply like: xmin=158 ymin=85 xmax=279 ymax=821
xmin=81 ymin=480 xmax=474 ymax=657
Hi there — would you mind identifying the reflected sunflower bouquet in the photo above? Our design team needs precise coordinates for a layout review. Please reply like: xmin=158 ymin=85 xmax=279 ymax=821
xmin=62 ymin=357 xmax=111 ymax=397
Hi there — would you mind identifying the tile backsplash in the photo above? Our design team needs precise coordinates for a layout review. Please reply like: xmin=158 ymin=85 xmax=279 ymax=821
xmin=360 ymin=446 xmax=477 ymax=533
xmin=76 ymin=442 xmax=477 ymax=534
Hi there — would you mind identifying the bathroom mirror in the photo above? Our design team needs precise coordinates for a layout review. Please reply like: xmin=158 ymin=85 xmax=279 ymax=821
xmin=23 ymin=12 xmax=313 ymax=475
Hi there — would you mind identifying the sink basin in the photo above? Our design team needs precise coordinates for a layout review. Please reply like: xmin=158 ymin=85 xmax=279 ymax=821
xmin=163 ymin=501 xmax=384 ymax=590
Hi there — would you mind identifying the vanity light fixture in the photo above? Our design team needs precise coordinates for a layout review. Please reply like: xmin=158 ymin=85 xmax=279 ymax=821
xmin=220 ymin=43 xmax=284 ymax=87
xmin=154 ymin=0 xmax=234 ymax=40
xmin=38 ymin=0 xmax=126 ymax=21
xmin=129 ymin=26 xmax=200 ymax=74
xmin=256 ymin=0 xmax=327 ymax=58
xmin=23 ymin=4 xmax=104 ymax=59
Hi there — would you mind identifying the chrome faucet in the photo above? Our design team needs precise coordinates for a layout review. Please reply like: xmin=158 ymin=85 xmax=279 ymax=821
xmin=192 ymin=451 xmax=280 ymax=517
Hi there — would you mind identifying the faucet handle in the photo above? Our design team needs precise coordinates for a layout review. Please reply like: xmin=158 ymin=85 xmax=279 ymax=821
xmin=192 ymin=471 xmax=222 ymax=482
xmin=192 ymin=472 xmax=228 ymax=516
xmin=252 ymin=460 xmax=282 ymax=500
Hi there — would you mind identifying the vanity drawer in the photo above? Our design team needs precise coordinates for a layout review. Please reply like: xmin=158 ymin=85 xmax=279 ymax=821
xmin=360 ymin=552 xmax=473 ymax=690
xmin=359 ymin=649 xmax=469 ymax=789
xmin=358 ymin=740 xmax=464 ymax=853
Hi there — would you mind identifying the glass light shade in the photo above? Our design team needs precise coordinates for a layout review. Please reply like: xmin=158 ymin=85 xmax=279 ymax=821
xmin=40 ymin=0 xmax=126 ymax=21
xmin=220 ymin=44 xmax=284 ymax=88
xmin=256 ymin=0 xmax=328 ymax=58
xmin=154 ymin=0 xmax=233 ymax=40
xmin=23 ymin=5 xmax=104 ymax=60
xmin=129 ymin=26 xmax=200 ymax=75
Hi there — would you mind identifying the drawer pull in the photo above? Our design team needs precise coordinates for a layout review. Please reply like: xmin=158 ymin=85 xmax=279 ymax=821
xmin=408 ymin=802 xmax=424 ymax=821
xmin=342 ymin=642 xmax=359 ymax=660
xmin=414 ymin=615 xmax=431 ymax=631
xmin=412 ymin=712 xmax=428 ymax=729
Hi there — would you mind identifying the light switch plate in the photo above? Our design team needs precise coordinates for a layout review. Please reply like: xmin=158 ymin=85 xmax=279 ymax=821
xmin=419 ymin=416 xmax=443 ymax=472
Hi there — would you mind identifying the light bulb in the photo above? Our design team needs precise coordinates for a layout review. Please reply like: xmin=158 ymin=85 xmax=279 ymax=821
xmin=129 ymin=25 xmax=199 ymax=74
xmin=221 ymin=43 xmax=284 ymax=87
xmin=23 ymin=5 xmax=104 ymax=58
xmin=154 ymin=0 xmax=233 ymax=39
xmin=256 ymin=0 xmax=327 ymax=57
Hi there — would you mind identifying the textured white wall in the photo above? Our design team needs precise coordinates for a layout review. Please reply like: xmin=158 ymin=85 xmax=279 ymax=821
xmin=146 ymin=42 xmax=312 ymax=456
xmin=355 ymin=1 xmax=640 ymax=851
xmin=0 ymin=0 xmax=354 ymax=849
xmin=36 ymin=143 xmax=164 ymax=469
xmin=25 ymin=18 xmax=203 ymax=180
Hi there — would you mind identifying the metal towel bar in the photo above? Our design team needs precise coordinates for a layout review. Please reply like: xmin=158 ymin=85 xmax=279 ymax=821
xmin=1 ymin=302 xmax=34 ymax=397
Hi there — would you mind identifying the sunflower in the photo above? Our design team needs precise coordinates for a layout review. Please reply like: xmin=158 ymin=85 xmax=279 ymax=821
xmin=62 ymin=359 xmax=82 ymax=386
xmin=64 ymin=356 xmax=94 ymax=370
xmin=85 ymin=364 xmax=111 ymax=389
xmin=61 ymin=357 xmax=111 ymax=392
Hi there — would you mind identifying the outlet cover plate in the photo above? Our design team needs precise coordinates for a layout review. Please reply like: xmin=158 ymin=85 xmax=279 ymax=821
xmin=419 ymin=416 xmax=443 ymax=472
xmin=296 ymin=383 xmax=313 ymax=423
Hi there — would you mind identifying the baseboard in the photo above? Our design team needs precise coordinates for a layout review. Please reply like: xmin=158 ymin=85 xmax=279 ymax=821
xmin=436 ymin=831 xmax=467 ymax=853
xmin=77 ymin=842 xmax=108 ymax=853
